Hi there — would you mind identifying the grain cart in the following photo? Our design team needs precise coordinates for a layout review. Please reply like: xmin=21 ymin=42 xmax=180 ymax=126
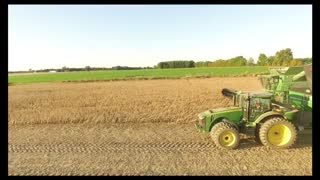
xmin=195 ymin=64 xmax=312 ymax=149
xmin=258 ymin=64 xmax=312 ymax=130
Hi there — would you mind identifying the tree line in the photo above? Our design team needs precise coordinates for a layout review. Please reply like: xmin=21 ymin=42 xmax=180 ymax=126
xmin=9 ymin=66 xmax=155 ymax=73
xmin=156 ymin=48 xmax=311 ymax=69
xmin=256 ymin=48 xmax=311 ymax=66
xmin=194 ymin=48 xmax=311 ymax=68
xmin=9 ymin=48 xmax=312 ymax=73
xmin=157 ymin=61 xmax=195 ymax=69
xmin=195 ymin=56 xmax=253 ymax=67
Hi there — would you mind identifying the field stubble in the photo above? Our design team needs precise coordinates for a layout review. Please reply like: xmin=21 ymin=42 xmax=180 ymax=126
xmin=9 ymin=77 xmax=262 ymax=125
xmin=9 ymin=123 xmax=312 ymax=176
xmin=8 ymin=77 xmax=312 ymax=175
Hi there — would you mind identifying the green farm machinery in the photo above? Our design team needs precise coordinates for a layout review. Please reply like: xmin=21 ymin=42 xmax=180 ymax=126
xmin=195 ymin=64 xmax=312 ymax=149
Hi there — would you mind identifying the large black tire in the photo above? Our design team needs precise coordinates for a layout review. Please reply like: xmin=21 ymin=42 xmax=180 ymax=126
xmin=210 ymin=122 xmax=240 ymax=149
xmin=259 ymin=117 xmax=297 ymax=149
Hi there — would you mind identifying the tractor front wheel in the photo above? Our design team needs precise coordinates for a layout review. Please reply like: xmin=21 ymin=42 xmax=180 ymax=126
xmin=259 ymin=117 xmax=297 ymax=148
xmin=210 ymin=122 xmax=240 ymax=149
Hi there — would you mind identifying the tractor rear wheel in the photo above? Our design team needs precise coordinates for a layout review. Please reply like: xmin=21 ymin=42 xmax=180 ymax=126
xmin=210 ymin=122 xmax=240 ymax=149
xmin=259 ymin=117 xmax=297 ymax=148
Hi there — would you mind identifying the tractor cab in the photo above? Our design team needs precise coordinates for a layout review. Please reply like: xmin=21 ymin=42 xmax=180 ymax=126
xmin=240 ymin=91 xmax=273 ymax=123
xmin=219 ymin=88 xmax=273 ymax=124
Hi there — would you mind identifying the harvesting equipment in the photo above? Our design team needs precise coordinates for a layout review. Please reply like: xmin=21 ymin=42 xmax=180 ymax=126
xmin=195 ymin=64 xmax=312 ymax=149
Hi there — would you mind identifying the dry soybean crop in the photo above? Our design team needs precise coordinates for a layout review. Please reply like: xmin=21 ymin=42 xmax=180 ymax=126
xmin=8 ymin=77 xmax=312 ymax=176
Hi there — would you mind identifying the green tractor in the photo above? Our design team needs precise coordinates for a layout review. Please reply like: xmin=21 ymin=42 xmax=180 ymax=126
xmin=195 ymin=64 xmax=312 ymax=149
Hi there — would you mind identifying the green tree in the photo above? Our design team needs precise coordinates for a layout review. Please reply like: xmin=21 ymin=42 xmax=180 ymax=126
xmin=247 ymin=58 xmax=255 ymax=66
xmin=305 ymin=58 xmax=312 ymax=64
xmin=272 ymin=59 xmax=280 ymax=66
xmin=62 ymin=66 xmax=68 ymax=72
xmin=229 ymin=56 xmax=247 ymax=66
xmin=157 ymin=61 xmax=195 ymax=69
xmin=267 ymin=56 xmax=275 ymax=66
xmin=275 ymin=48 xmax=293 ymax=66
xmin=257 ymin=53 xmax=268 ymax=66
xmin=295 ymin=58 xmax=312 ymax=65
xmin=289 ymin=60 xmax=298 ymax=66
xmin=290 ymin=59 xmax=304 ymax=66
xmin=296 ymin=60 xmax=304 ymax=66
xmin=85 ymin=66 xmax=91 ymax=71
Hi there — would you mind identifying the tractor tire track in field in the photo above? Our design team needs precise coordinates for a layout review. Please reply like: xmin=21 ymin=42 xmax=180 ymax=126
xmin=9 ymin=138 xmax=311 ymax=154
xmin=8 ymin=139 xmax=312 ymax=176
xmin=9 ymin=141 xmax=217 ymax=154
xmin=8 ymin=123 xmax=312 ymax=176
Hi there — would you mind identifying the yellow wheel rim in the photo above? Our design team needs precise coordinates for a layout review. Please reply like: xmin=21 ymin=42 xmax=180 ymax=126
xmin=219 ymin=130 xmax=236 ymax=147
xmin=267 ymin=124 xmax=292 ymax=146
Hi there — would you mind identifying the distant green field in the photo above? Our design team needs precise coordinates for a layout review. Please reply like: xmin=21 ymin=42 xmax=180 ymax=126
xmin=9 ymin=67 xmax=269 ymax=84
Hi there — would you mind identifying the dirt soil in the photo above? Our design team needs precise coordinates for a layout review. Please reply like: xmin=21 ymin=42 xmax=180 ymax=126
xmin=8 ymin=78 xmax=312 ymax=175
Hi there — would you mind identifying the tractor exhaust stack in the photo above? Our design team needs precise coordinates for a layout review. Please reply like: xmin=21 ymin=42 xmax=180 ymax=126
xmin=221 ymin=88 xmax=238 ymax=98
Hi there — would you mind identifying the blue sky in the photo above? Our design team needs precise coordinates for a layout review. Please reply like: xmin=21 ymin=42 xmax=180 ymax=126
xmin=9 ymin=5 xmax=312 ymax=71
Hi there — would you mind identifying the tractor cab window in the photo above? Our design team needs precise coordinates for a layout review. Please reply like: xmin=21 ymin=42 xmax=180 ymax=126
xmin=249 ymin=97 xmax=271 ymax=121
xmin=250 ymin=98 xmax=261 ymax=110
xmin=250 ymin=98 xmax=271 ymax=111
